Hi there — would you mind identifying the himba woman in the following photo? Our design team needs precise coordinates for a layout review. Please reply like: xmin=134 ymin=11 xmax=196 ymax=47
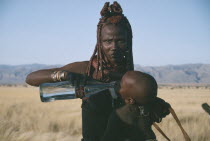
xmin=26 ymin=2 xmax=169 ymax=141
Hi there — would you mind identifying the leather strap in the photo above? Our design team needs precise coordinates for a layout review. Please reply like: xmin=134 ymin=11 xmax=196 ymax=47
xmin=169 ymin=107 xmax=191 ymax=141
xmin=153 ymin=107 xmax=191 ymax=141
xmin=153 ymin=123 xmax=170 ymax=141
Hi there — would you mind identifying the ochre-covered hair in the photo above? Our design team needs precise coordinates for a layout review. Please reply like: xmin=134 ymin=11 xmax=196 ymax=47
xmin=86 ymin=1 xmax=134 ymax=81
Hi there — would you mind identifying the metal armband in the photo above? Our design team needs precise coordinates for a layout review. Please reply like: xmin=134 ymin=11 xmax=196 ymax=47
xmin=51 ymin=71 xmax=58 ymax=82
xmin=51 ymin=70 xmax=68 ymax=82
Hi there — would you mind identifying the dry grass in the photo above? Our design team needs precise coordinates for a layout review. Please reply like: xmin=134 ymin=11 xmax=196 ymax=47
xmin=0 ymin=86 xmax=209 ymax=141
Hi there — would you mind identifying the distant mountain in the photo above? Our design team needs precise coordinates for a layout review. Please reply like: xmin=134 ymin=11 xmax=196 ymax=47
xmin=135 ymin=64 xmax=210 ymax=84
xmin=0 ymin=64 xmax=61 ymax=85
xmin=0 ymin=64 xmax=209 ymax=84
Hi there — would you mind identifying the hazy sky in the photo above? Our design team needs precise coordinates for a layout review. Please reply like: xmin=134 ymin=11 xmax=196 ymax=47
xmin=0 ymin=0 xmax=209 ymax=66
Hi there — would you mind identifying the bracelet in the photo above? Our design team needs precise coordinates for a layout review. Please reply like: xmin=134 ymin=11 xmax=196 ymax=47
xmin=51 ymin=71 xmax=58 ymax=82
xmin=56 ymin=71 xmax=60 ymax=81
xmin=59 ymin=70 xmax=68 ymax=81
xmin=51 ymin=70 xmax=68 ymax=82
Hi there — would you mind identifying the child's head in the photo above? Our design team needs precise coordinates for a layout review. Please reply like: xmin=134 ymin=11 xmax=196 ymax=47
xmin=119 ymin=71 xmax=157 ymax=105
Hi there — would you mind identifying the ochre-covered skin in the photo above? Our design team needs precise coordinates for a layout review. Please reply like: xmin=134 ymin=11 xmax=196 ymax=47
xmin=101 ymin=24 xmax=128 ymax=66
xmin=86 ymin=2 xmax=134 ymax=81
xmin=25 ymin=61 xmax=89 ymax=86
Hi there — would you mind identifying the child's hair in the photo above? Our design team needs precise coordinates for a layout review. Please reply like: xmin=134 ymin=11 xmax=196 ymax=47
xmin=121 ymin=71 xmax=157 ymax=104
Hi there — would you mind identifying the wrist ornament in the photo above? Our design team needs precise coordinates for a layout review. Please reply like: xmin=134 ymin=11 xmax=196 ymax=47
xmin=51 ymin=70 xmax=68 ymax=82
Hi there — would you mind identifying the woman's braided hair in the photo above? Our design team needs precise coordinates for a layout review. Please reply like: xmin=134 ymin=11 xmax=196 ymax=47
xmin=86 ymin=1 xmax=134 ymax=81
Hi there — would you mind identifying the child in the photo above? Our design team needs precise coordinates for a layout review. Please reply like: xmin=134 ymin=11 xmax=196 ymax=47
xmin=101 ymin=71 xmax=170 ymax=141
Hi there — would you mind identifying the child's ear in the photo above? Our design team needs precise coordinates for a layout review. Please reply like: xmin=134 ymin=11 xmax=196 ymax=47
xmin=125 ymin=98 xmax=135 ymax=104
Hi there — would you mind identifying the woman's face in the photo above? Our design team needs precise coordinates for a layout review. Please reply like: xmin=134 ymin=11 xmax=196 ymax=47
xmin=101 ymin=24 xmax=128 ymax=65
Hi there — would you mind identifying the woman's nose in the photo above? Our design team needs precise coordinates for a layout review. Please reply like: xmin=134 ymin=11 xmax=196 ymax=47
xmin=111 ymin=41 xmax=118 ymax=50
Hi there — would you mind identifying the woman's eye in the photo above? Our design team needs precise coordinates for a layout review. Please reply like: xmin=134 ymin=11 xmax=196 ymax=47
xmin=118 ymin=40 xmax=126 ymax=44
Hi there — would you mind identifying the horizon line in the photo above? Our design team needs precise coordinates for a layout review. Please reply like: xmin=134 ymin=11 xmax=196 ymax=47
xmin=0 ymin=63 xmax=209 ymax=67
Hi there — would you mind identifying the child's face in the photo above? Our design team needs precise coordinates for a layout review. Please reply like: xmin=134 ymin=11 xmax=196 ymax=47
xmin=119 ymin=75 xmax=133 ymax=104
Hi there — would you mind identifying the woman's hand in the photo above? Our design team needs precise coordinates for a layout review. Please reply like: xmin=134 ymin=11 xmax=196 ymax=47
xmin=65 ymin=72 xmax=87 ymax=85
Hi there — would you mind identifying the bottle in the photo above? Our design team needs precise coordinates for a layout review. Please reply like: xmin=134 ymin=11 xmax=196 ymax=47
xmin=40 ymin=79 xmax=120 ymax=102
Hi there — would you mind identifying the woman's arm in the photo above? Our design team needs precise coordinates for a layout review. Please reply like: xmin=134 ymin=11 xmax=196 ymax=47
xmin=25 ymin=61 xmax=89 ymax=86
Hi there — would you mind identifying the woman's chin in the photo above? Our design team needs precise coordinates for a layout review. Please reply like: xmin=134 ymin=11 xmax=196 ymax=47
xmin=109 ymin=59 xmax=122 ymax=66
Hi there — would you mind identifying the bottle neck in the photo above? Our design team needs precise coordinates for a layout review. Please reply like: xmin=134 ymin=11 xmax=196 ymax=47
xmin=81 ymin=80 xmax=120 ymax=98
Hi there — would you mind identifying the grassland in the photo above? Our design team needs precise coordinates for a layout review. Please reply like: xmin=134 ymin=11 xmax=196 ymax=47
xmin=0 ymin=86 xmax=209 ymax=141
